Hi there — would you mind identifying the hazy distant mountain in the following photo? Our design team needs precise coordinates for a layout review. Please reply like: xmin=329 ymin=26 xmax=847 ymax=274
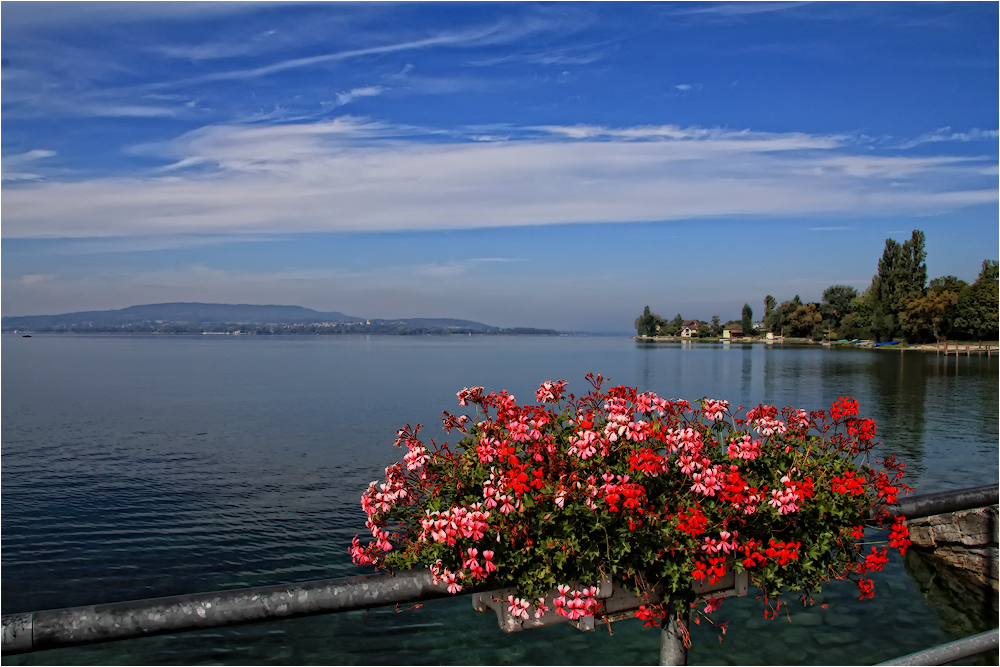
xmin=2 ymin=302 xmax=363 ymax=329
xmin=1 ymin=303 xmax=519 ymax=334
xmin=369 ymin=318 xmax=498 ymax=330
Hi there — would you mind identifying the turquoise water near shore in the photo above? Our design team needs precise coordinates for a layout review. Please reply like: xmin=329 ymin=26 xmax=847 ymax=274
xmin=2 ymin=334 xmax=997 ymax=664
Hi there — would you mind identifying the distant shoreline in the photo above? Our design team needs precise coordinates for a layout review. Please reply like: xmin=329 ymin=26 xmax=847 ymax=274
xmin=632 ymin=335 xmax=999 ymax=353
xmin=3 ymin=328 xmax=563 ymax=337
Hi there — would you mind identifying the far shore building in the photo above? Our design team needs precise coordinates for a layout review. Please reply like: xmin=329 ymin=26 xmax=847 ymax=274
xmin=680 ymin=320 xmax=700 ymax=338
xmin=722 ymin=326 xmax=744 ymax=340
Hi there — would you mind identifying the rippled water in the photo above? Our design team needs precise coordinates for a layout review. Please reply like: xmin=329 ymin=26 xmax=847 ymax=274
xmin=2 ymin=334 xmax=997 ymax=664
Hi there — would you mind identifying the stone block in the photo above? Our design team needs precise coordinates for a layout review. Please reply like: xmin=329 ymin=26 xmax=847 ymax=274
xmin=956 ymin=508 xmax=994 ymax=547
xmin=928 ymin=514 xmax=964 ymax=544
xmin=907 ymin=521 xmax=936 ymax=548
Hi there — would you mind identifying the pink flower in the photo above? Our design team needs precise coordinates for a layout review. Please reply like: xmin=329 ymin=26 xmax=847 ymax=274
xmin=482 ymin=550 xmax=497 ymax=573
xmin=535 ymin=380 xmax=568 ymax=403
xmin=507 ymin=595 xmax=531 ymax=620
xmin=702 ymin=399 xmax=730 ymax=421
xmin=703 ymin=597 xmax=723 ymax=614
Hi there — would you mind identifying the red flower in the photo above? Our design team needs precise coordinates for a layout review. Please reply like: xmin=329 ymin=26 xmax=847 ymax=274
xmin=888 ymin=517 xmax=911 ymax=555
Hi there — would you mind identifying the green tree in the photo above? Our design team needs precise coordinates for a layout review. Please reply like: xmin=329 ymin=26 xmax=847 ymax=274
xmin=953 ymin=260 xmax=999 ymax=340
xmin=764 ymin=295 xmax=776 ymax=320
xmin=741 ymin=304 xmax=754 ymax=336
xmin=767 ymin=295 xmax=803 ymax=337
xmin=869 ymin=230 xmax=927 ymax=342
xmin=663 ymin=313 xmax=684 ymax=336
xmin=635 ymin=306 xmax=653 ymax=337
xmin=821 ymin=285 xmax=858 ymax=324
xmin=927 ymin=276 xmax=968 ymax=339
xmin=711 ymin=315 xmax=722 ymax=336
xmin=899 ymin=290 xmax=960 ymax=343
xmin=788 ymin=303 xmax=824 ymax=339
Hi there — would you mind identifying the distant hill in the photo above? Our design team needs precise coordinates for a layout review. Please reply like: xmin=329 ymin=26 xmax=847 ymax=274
xmin=1 ymin=302 xmax=363 ymax=329
xmin=369 ymin=318 xmax=498 ymax=330
xmin=0 ymin=303 xmax=546 ymax=335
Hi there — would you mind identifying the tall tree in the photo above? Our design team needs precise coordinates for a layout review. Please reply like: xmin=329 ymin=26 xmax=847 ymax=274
xmin=711 ymin=315 xmax=722 ymax=336
xmin=741 ymin=304 xmax=753 ymax=335
xmin=635 ymin=306 xmax=652 ymax=337
xmin=870 ymin=230 xmax=927 ymax=342
xmin=764 ymin=295 xmax=776 ymax=319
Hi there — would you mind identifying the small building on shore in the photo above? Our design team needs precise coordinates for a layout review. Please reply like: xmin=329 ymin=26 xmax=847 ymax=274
xmin=680 ymin=320 xmax=700 ymax=338
xmin=722 ymin=326 xmax=744 ymax=340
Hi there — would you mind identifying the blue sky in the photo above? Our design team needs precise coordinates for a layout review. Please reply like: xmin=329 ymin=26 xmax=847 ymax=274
xmin=2 ymin=1 xmax=997 ymax=332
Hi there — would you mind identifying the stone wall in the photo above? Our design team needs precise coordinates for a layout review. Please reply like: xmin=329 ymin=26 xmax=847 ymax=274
xmin=906 ymin=505 xmax=998 ymax=591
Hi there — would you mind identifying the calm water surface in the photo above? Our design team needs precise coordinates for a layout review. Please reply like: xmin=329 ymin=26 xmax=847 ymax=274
xmin=2 ymin=334 xmax=997 ymax=664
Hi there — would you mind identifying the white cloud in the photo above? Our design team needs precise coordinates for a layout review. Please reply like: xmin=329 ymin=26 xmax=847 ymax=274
xmin=0 ymin=2 xmax=284 ymax=33
xmin=332 ymin=86 xmax=385 ymax=108
xmin=413 ymin=257 xmax=521 ymax=277
xmin=2 ymin=149 xmax=57 ymax=181
xmin=898 ymin=127 xmax=1000 ymax=150
xmin=2 ymin=118 xmax=995 ymax=239
xmin=150 ymin=17 xmax=564 ymax=89
xmin=467 ymin=46 xmax=610 ymax=67
xmin=668 ymin=2 xmax=814 ymax=17
xmin=675 ymin=84 xmax=693 ymax=91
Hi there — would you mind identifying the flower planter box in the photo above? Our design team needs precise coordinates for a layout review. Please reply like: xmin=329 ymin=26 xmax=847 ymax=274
xmin=472 ymin=567 xmax=749 ymax=633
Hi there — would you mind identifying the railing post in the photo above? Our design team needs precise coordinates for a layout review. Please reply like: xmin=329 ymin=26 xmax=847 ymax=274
xmin=659 ymin=607 xmax=688 ymax=666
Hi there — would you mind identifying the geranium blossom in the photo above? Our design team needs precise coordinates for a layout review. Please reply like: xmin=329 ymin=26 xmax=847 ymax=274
xmin=351 ymin=375 xmax=910 ymax=637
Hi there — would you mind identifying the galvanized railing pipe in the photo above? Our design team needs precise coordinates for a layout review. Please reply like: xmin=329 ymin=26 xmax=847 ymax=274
xmin=2 ymin=570 xmax=453 ymax=656
xmin=3 ymin=484 xmax=997 ymax=657
xmin=875 ymin=628 xmax=999 ymax=665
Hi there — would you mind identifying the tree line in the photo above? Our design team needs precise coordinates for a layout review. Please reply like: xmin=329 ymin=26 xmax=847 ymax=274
xmin=636 ymin=230 xmax=998 ymax=343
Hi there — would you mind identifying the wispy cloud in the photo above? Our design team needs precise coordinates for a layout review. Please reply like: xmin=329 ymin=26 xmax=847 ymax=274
xmin=898 ymin=127 xmax=1000 ymax=149
xmin=3 ymin=118 xmax=994 ymax=240
xmin=148 ymin=18 xmax=562 ymax=89
xmin=0 ymin=2 xmax=284 ymax=33
xmin=467 ymin=45 xmax=610 ymax=67
xmin=413 ymin=257 xmax=521 ymax=277
xmin=2 ymin=149 xmax=57 ymax=181
xmin=331 ymin=86 xmax=385 ymax=108
xmin=665 ymin=2 xmax=814 ymax=18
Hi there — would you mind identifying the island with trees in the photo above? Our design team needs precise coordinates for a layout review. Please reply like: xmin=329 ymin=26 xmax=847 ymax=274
xmin=635 ymin=230 xmax=998 ymax=345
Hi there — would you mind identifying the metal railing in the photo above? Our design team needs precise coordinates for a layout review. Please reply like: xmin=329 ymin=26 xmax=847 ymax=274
xmin=1 ymin=569 xmax=455 ymax=655
xmin=876 ymin=628 xmax=999 ymax=665
xmin=3 ymin=484 xmax=997 ymax=664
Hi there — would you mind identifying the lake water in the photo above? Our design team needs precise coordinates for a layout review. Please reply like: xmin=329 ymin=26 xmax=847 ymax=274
xmin=2 ymin=334 xmax=997 ymax=665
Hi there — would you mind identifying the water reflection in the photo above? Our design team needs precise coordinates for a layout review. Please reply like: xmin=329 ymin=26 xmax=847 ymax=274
xmin=903 ymin=549 xmax=999 ymax=666
xmin=633 ymin=342 xmax=998 ymax=493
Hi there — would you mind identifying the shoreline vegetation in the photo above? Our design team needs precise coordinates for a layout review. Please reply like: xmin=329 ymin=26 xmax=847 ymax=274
xmin=632 ymin=335 xmax=999 ymax=353
xmin=634 ymin=229 xmax=998 ymax=346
